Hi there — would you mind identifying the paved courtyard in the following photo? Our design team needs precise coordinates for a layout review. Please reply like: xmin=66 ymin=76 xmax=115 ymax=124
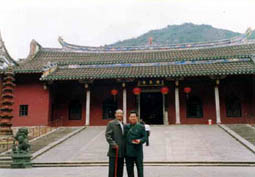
xmin=1 ymin=166 xmax=255 ymax=177
xmin=33 ymin=125 xmax=255 ymax=163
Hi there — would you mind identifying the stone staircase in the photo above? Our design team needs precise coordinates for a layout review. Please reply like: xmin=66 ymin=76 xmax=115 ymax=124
xmin=226 ymin=124 xmax=255 ymax=145
xmin=0 ymin=127 xmax=84 ymax=168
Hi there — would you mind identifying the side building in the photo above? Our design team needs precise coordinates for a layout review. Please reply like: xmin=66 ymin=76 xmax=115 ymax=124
xmin=10 ymin=37 xmax=255 ymax=126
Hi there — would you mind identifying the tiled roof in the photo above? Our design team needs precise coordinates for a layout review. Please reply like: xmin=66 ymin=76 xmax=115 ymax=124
xmin=40 ymin=60 xmax=255 ymax=80
xmin=14 ymin=43 xmax=255 ymax=70
xmin=13 ymin=40 xmax=255 ymax=80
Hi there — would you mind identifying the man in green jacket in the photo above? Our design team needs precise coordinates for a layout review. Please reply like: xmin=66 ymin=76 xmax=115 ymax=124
xmin=105 ymin=109 xmax=125 ymax=177
xmin=125 ymin=110 xmax=147 ymax=177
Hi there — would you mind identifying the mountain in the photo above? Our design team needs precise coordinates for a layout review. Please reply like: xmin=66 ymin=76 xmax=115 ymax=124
xmin=110 ymin=23 xmax=255 ymax=47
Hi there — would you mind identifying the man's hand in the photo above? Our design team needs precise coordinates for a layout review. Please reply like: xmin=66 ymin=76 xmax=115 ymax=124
xmin=132 ymin=139 xmax=140 ymax=144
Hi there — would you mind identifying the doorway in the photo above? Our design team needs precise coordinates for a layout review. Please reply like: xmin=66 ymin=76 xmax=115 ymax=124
xmin=140 ymin=92 xmax=163 ymax=124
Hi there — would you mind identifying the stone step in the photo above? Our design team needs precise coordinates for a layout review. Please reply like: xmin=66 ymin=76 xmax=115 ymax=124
xmin=0 ymin=164 xmax=10 ymax=168
xmin=0 ymin=127 xmax=85 ymax=168
xmin=30 ymin=127 xmax=80 ymax=154
xmin=226 ymin=124 xmax=255 ymax=145
xmin=0 ymin=157 xmax=11 ymax=168
xmin=0 ymin=157 xmax=11 ymax=161
xmin=32 ymin=161 xmax=255 ymax=167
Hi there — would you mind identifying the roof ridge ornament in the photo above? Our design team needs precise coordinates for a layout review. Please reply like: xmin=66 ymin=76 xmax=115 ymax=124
xmin=58 ymin=36 xmax=64 ymax=46
xmin=0 ymin=32 xmax=18 ymax=67
xmin=251 ymin=54 xmax=255 ymax=64
xmin=246 ymin=27 xmax=253 ymax=39
xmin=0 ymin=30 xmax=3 ymax=48
xmin=41 ymin=61 xmax=58 ymax=78
xmin=58 ymin=36 xmax=72 ymax=51
xmin=28 ymin=39 xmax=41 ymax=59
xmin=0 ymin=30 xmax=2 ymax=41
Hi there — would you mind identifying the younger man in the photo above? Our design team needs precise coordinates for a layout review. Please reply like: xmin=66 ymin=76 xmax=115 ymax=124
xmin=125 ymin=111 xmax=147 ymax=177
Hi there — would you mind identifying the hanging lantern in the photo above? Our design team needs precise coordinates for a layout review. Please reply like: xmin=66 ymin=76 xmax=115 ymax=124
xmin=160 ymin=86 xmax=169 ymax=95
xmin=111 ymin=89 xmax=118 ymax=96
xmin=111 ymin=89 xmax=118 ymax=102
xmin=184 ymin=87 xmax=191 ymax=94
xmin=184 ymin=87 xmax=191 ymax=99
xmin=132 ymin=87 xmax=141 ymax=95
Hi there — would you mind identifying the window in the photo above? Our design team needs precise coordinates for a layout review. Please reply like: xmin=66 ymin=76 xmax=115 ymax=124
xmin=226 ymin=94 xmax=241 ymax=117
xmin=19 ymin=105 xmax=28 ymax=116
xmin=102 ymin=97 xmax=118 ymax=119
xmin=69 ymin=101 xmax=82 ymax=120
xmin=186 ymin=96 xmax=203 ymax=118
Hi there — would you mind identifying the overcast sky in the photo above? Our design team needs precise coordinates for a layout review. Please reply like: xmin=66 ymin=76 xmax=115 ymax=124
xmin=0 ymin=0 xmax=255 ymax=59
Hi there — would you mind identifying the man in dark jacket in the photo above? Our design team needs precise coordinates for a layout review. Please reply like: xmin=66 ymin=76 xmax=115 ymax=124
xmin=105 ymin=109 xmax=125 ymax=177
xmin=125 ymin=111 xmax=147 ymax=177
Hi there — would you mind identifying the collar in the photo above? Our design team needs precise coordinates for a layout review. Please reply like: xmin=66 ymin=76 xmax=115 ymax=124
xmin=130 ymin=122 xmax=138 ymax=127
xmin=114 ymin=119 xmax=123 ymax=125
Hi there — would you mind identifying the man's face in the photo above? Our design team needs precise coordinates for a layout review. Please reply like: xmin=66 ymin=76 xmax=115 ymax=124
xmin=129 ymin=113 xmax=138 ymax=125
xmin=115 ymin=111 xmax=123 ymax=121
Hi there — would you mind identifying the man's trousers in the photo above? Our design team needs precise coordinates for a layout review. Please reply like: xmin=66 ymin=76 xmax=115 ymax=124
xmin=108 ymin=157 xmax=124 ymax=177
xmin=146 ymin=131 xmax=150 ymax=146
xmin=125 ymin=156 xmax=143 ymax=177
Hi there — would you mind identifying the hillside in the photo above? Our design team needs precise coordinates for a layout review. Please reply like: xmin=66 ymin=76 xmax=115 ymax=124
xmin=110 ymin=23 xmax=254 ymax=47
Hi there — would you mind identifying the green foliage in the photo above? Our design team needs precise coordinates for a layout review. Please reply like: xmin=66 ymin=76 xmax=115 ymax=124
xmin=110 ymin=23 xmax=242 ymax=47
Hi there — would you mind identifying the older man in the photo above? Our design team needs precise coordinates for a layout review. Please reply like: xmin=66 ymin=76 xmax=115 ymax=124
xmin=125 ymin=110 xmax=147 ymax=177
xmin=105 ymin=109 xmax=125 ymax=177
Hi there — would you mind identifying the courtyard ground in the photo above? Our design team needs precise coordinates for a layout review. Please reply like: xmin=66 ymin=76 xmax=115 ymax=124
xmin=1 ymin=166 xmax=255 ymax=177
xmin=33 ymin=125 xmax=255 ymax=163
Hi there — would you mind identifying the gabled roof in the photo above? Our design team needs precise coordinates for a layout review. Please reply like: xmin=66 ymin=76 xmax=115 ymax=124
xmin=13 ymin=37 xmax=255 ymax=80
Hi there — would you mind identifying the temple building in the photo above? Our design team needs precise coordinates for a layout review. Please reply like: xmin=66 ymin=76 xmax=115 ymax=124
xmin=1 ymin=34 xmax=255 ymax=126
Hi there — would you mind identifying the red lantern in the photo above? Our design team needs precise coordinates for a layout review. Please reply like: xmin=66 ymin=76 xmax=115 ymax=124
xmin=184 ymin=87 xmax=191 ymax=94
xmin=133 ymin=87 xmax=141 ymax=95
xmin=160 ymin=86 xmax=169 ymax=95
xmin=111 ymin=89 xmax=118 ymax=96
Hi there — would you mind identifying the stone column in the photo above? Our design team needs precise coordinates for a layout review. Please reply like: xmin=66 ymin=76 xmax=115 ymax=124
xmin=85 ymin=84 xmax=90 ymax=126
xmin=162 ymin=94 xmax=169 ymax=125
xmin=175 ymin=80 xmax=181 ymax=124
xmin=215 ymin=80 xmax=221 ymax=124
xmin=122 ymin=83 xmax=127 ymax=124
xmin=137 ymin=94 xmax=141 ymax=121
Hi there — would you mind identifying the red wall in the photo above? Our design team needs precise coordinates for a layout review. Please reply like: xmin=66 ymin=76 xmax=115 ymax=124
xmin=74 ymin=76 xmax=255 ymax=125
xmin=51 ymin=101 xmax=86 ymax=126
xmin=50 ymin=81 xmax=86 ymax=126
xmin=90 ymin=84 xmax=123 ymax=125
xmin=178 ymin=80 xmax=216 ymax=124
xmin=167 ymin=76 xmax=255 ymax=125
xmin=11 ymin=75 xmax=255 ymax=126
xmin=12 ymin=79 xmax=50 ymax=126
xmin=219 ymin=77 xmax=254 ymax=124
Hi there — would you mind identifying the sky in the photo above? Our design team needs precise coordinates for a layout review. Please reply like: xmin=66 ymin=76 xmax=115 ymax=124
xmin=0 ymin=0 xmax=255 ymax=59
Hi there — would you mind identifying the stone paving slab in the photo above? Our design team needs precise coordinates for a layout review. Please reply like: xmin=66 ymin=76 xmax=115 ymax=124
xmin=33 ymin=126 xmax=107 ymax=163
xmin=33 ymin=125 xmax=255 ymax=163
xmin=144 ymin=125 xmax=255 ymax=162
xmin=1 ymin=166 xmax=255 ymax=177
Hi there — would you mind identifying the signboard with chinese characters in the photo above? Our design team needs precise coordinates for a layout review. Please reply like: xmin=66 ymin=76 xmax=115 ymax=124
xmin=138 ymin=80 xmax=164 ymax=87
